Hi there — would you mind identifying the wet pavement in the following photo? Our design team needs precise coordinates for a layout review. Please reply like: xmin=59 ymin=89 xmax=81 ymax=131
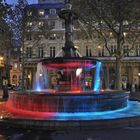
xmin=1 ymin=127 xmax=140 ymax=140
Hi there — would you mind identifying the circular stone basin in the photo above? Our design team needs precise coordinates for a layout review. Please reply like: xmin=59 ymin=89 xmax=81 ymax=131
xmin=6 ymin=90 xmax=129 ymax=113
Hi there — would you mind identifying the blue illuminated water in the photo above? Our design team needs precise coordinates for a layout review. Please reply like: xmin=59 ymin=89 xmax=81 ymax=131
xmin=93 ymin=62 xmax=101 ymax=91
xmin=47 ymin=101 xmax=140 ymax=121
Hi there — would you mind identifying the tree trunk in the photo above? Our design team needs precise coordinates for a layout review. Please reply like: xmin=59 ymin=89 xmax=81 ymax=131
xmin=115 ymin=57 xmax=122 ymax=90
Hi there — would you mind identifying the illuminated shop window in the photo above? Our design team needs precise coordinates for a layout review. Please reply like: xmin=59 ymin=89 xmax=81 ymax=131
xmin=13 ymin=63 xmax=18 ymax=70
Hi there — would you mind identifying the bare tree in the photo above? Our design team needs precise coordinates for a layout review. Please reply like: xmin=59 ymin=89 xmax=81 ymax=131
xmin=7 ymin=0 xmax=28 ymax=90
xmin=0 ymin=1 xmax=11 ymax=89
xmin=72 ymin=0 xmax=140 ymax=90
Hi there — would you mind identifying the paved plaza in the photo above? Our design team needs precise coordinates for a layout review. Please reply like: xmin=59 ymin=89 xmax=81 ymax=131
xmin=1 ymin=126 xmax=140 ymax=140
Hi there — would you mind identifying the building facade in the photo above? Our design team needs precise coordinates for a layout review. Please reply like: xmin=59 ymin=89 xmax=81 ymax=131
xmin=11 ymin=1 xmax=140 ymax=90
xmin=0 ymin=20 xmax=12 ymax=88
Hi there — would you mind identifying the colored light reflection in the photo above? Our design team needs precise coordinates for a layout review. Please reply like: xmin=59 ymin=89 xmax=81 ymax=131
xmin=45 ymin=62 xmax=94 ymax=69
xmin=34 ymin=60 xmax=102 ymax=93
xmin=93 ymin=62 xmax=102 ymax=91
xmin=35 ymin=85 xmax=41 ymax=91
xmin=4 ymin=101 xmax=140 ymax=121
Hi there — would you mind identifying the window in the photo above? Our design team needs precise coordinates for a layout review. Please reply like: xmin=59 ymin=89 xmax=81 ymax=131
xmin=123 ymin=45 xmax=129 ymax=56
xmin=14 ymin=48 xmax=18 ymax=52
xmin=19 ymin=64 xmax=22 ymax=71
xmin=50 ymin=47 xmax=55 ymax=57
xmin=27 ymin=10 xmax=32 ymax=16
xmin=86 ymin=46 xmax=92 ymax=57
xmin=49 ymin=9 xmax=56 ymax=15
xmin=26 ymin=34 xmax=32 ymax=40
xmin=38 ymin=34 xmax=44 ymax=38
xmin=13 ymin=63 xmax=18 ymax=70
xmin=26 ymin=47 xmax=32 ymax=58
xmin=98 ymin=49 xmax=102 ymax=57
xmin=99 ymin=47 xmax=104 ymax=56
xmin=136 ymin=45 xmax=140 ymax=56
xmin=38 ymin=9 xmax=45 ymax=16
xmin=12 ymin=75 xmax=17 ymax=85
xmin=38 ymin=47 xmax=44 ymax=58
xmin=97 ymin=46 xmax=104 ymax=57
xmin=27 ymin=22 xmax=33 ymax=27
xmin=49 ymin=34 xmax=56 ymax=40
xmin=49 ymin=21 xmax=55 ymax=29
xmin=38 ymin=21 xmax=44 ymax=27
xmin=110 ymin=45 xmax=116 ymax=54
xmin=62 ymin=21 xmax=65 ymax=28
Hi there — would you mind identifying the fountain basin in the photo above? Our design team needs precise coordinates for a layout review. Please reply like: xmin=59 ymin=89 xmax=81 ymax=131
xmin=6 ymin=91 xmax=129 ymax=114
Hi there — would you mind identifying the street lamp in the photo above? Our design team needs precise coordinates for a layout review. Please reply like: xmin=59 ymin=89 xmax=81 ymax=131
xmin=0 ymin=56 xmax=3 ymax=60
xmin=0 ymin=56 xmax=4 ymax=89
xmin=0 ymin=56 xmax=4 ymax=67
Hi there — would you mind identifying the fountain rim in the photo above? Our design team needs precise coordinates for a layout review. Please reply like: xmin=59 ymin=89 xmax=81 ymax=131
xmin=10 ymin=90 xmax=130 ymax=96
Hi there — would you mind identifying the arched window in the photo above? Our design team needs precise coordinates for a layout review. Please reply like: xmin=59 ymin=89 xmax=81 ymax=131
xmin=12 ymin=75 xmax=17 ymax=85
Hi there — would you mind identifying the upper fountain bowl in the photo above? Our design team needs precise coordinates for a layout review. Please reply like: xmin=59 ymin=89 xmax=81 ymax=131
xmin=34 ymin=57 xmax=103 ymax=93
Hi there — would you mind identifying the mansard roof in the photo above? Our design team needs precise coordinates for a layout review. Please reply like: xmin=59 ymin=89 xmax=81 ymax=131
xmin=26 ymin=3 xmax=64 ymax=10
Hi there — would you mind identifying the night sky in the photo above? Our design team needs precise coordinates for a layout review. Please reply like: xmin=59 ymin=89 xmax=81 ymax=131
xmin=6 ymin=0 xmax=38 ymax=4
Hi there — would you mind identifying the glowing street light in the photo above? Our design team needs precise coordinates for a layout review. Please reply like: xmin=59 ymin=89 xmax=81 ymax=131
xmin=0 ymin=56 xmax=4 ymax=67
xmin=28 ymin=74 xmax=31 ymax=79
xmin=98 ymin=46 xmax=101 ymax=49
xmin=39 ymin=73 xmax=43 ymax=77
xmin=0 ymin=56 xmax=3 ymax=60
xmin=123 ymin=32 xmax=127 ymax=37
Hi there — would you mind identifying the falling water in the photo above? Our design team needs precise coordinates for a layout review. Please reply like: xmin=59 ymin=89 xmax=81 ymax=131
xmin=33 ymin=62 xmax=48 ymax=91
xmin=93 ymin=62 xmax=102 ymax=92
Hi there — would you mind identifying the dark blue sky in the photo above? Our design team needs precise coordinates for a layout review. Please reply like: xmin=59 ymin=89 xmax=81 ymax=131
xmin=6 ymin=0 xmax=38 ymax=4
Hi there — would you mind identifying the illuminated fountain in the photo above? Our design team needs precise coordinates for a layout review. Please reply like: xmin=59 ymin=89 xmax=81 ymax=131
xmin=5 ymin=1 xmax=129 ymax=115
xmin=2 ymin=1 xmax=140 ymax=130
xmin=6 ymin=57 xmax=128 ymax=114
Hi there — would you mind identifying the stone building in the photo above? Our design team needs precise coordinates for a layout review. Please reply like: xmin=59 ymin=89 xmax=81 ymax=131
xmin=10 ymin=1 xmax=140 ymax=90
xmin=0 ymin=20 xmax=12 ymax=88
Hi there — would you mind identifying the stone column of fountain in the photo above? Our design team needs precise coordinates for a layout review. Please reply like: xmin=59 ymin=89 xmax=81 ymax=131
xmin=58 ymin=0 xmax=78 ymax=57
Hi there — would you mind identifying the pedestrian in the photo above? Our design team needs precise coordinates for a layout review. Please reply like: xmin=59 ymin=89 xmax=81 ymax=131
xmin=131 ymin=83 xmax=135 ymax=92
